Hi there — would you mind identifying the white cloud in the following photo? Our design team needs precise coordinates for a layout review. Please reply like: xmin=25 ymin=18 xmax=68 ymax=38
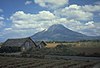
xmin=82 ymin=5 xmax=100 ymax=12
xmin=5 ymin=11 xmax=58 ymax=38
xmin=85 ymin=21 xmax=95 ymax=28
xmin=38 ymin=11 xmax=56 ymax=20
xmin=34 ymin=0 xmax=69 ymax=9
xmin=79 ymin=22 xmax=100 ymax=36
xmin=53 ymin=4 xmax=100 ymax=36
xmin=5 ymin=9 xmax=99 ymax=37
xmin=25 ymin=1 xmax=33 ymax=5
xmin=2 ymin=3 xmax=100 ymax=39
xmin=54 ymin=4 xmax=93 ymax=21
xmin=10 ymin=11 xmax=56 ymax=29
xmin=80 ymin=22 xmax=100 ymax=36
xmin=62 ymin=20 xmax=100 ymax=36
xmin=9 ymin=10 xmax=88 ymax=38
xmin=3 ymin=28 xmax=37 ymax=38
xmin=0 ymin=2 xmax=100 ymax=40
xmin=0 ymin=17 xmax=4 ymax=20
xmin=68 ymin=4 xmax=81 ymax=9
xmin=4 ymin=28 xmax=12 ymax=31
xmin=54 ymin=4 xmax=100 ymax=21
xmin=0 ymin=9 xmax=3 ymax=13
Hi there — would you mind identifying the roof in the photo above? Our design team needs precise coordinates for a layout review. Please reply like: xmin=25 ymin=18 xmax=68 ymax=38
xmin=35 ymin=41 xmax=47 ymax=46
xmin=2 ymin=37 xmax=36 ymax=47
xmin=41 ymin=41 xmax=47 ymax=46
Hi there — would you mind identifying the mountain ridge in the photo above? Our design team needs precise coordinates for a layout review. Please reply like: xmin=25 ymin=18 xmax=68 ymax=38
xmin=31 ymin=24 xmax=100 ymax=41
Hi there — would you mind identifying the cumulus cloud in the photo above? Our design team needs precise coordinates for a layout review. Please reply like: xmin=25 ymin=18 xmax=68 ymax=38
xmin=2 ymin=3 xmax=100 ymax=38
xmin=53 ymin=4 xmax=100 ymax=36
xmin=25 ymin=1 xmax=33 ymax=5
xmin=4 ymin=11 xmax=58 ymax=38
xmin=0 ymin=0 xmax=100 ymax=41
xmin=10 ymin=11 xmax=56 ymax=29
xmin=85 ymin=21 xmax=95 ymax=28
xmin=54 ymin=4 xmax=93 ymax=21
xmin=9 ymin=10 xmax=91 ymax=38
xmin=54 ymin=4 xmax=100 ymax=21
xmin=3 ymin=28 xmax=37 ymax=38
xmin=34 ymin=0 xmax=69 ymax=9
xmin=9 ymin=11 xmax=99 ymax=36
xmin=63 ymin=20 xmax=100 ymax=36
xmin=82 ymin=5 xmax=100 ymax=12
xmin=80 ymin=22 xmax=100 ymax=36
xmin=1 ymin=8 xmax=97 ymax=38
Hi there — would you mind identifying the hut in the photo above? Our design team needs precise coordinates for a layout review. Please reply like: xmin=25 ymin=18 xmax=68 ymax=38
xmin=35 ymin=41 xmax=47 ymax=48
xmin=0 ymin=37 xmax=37 ymax=53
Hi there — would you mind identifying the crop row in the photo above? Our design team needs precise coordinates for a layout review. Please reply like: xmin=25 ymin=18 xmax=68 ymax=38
xmin=0 ymin=57 xmax=99 ymax=68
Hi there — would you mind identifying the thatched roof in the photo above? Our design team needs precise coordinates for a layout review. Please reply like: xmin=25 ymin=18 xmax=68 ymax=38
xmin=2 ymin=37 xmax=36 ymax=47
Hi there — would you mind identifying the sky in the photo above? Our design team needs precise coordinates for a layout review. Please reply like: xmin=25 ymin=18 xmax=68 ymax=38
xmin=0 ymin=0 xmax=100 ymax=42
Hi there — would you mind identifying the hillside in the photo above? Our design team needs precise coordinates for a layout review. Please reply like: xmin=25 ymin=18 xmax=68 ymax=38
xmin=31 ymin=24 xmax=100 ymax=41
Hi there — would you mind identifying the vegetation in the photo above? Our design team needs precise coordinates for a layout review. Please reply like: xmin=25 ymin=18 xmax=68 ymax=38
xmin=20 ymin=40 xmax=100 ymax=57
xmin=0 ymin=40 xmax=100 ymax=68
xmin=46 ymin=40 xmax=100 ymax=48
xmin=46 ymin=40 xmax=100 ymax=43
xmin=0 ymin=46 xmax=21 ymax=53
xmin=0 ymin=40 xmax=100 ymax=57
xmin=0 ymin=56 xmax=99 ymax=68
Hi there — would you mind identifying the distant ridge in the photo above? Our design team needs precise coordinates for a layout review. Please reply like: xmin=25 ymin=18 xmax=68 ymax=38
xmin=31 ymin=24 xmax=100 ymax=41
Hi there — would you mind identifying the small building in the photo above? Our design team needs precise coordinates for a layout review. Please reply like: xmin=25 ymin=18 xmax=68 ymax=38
xmin=35 ymin=41 xmax=47 ymax=48
xmin=0 ymin=37 xmax=37 ymax=53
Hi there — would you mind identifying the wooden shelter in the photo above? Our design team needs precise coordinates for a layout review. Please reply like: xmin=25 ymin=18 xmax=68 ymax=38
xmin=0 ymin=37 xmax=37 ymax=53
xmin=35 ymin=41 xmax=47 ymax=48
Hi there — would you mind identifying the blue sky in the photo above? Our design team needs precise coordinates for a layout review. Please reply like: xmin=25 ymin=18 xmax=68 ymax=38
xmin=0 ymin=0 xmax=100 ymax=42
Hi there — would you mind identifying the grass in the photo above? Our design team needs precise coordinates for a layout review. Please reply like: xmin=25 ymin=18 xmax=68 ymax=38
xmin=46 ymin=41 xmax=100 ymax=48
xmin=45 ymin=41 xmax=100 ymax=56
xmin=0 ymin=56 xmax=99 ymax=68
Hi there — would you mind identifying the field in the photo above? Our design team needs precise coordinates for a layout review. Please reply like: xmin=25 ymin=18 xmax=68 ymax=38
xmin=46 ymin=43 xmax=60 ymax=48
xmin=46 ymin=41 xmax=100 ymax=48
xmin=0 ymin=56 xmax=100 ymax=68
xmin=46 ymin=41 xmax=100 ymax=56
xmin=71 ymin=47 xmax=100 ymax=56
xmin=0 ymin=41 xmax=100 ymax=68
